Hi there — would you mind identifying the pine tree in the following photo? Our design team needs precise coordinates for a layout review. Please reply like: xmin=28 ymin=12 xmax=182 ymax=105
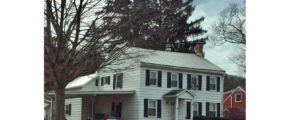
xmin=103 ymin=0 xmax=207 ymax=52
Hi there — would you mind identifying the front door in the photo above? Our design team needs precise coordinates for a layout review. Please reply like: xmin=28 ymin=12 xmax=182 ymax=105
xmin=169 ymin=102 xmax=175 ymax=120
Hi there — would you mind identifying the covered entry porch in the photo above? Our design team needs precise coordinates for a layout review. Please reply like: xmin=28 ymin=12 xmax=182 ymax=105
xmin=48 ymin=90 xmax=136 ymax=120
xmin=163 ymin=89 xmax=195 ymax=120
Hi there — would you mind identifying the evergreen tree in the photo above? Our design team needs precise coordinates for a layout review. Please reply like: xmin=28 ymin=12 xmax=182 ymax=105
xmin=103 ymin=0 xmax=207 ymax=52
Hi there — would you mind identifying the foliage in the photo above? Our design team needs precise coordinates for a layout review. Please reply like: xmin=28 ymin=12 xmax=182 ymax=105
xmin=103 ymin=0 xmax=207 ymax=52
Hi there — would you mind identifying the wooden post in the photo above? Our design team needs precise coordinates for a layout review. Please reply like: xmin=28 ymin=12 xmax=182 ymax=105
xmin=175 ymin=98 xmax=179 ymax=120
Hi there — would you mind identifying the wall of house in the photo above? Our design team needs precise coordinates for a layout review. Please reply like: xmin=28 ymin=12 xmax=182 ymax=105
xmin=138 ymin=67 xmax=224 ymax=120
xmin=224 ymin=91 xmax=246 ymax=111
xmin=65 ymin=98 xmax=82 ymax=120
xmin=80 ymin=61 xmax=140 ymax=92
xmin=79 ymin=61 xmax=142 ymax=120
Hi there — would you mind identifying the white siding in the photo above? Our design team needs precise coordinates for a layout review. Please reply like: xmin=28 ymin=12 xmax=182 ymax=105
xmin=79 ymin=62 xmax=143 ymax=120
xmin=65 ymin=98 xmax=82 ymax=120
xmin=80 ymin=62 xmax=140 ymax=91
xmin=139 ymin=67 xmax=224 ymax=120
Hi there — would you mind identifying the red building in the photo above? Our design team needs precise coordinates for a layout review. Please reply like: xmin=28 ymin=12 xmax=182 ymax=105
xmin=223 ymin=86 xmax=245 ymax=120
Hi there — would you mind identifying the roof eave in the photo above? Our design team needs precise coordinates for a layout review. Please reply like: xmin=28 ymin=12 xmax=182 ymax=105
xmin=140 ymin=62 xmax=226 ymax=75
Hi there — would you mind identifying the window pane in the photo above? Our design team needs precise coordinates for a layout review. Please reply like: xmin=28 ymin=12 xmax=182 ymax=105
xmin=117 ymin=81 xmax=121 ymax=88
xmin=236 ymin=94 xmax=242 ymax=101
xmin=209 ymin=104 xmax=215 ymax=111
xmin=210 ymin=84 xmax=216 ymax=90
xmin=149 ymin=101 xmax=156 ymax=108
xmin=150 ymin=72 xmax=157 ymax=79
xmin=149 ymin=79 xmax=156 ymax=85
xmin=192 ymin=103 xmax=198 ymax=111
xmin=172 ymin=74 xmax=177 ymax=81
xmin=209 ymin=112 xmax=216 ymax=117
xmin=171 ymin=81 xmax=177 ymax=87
xmin=148 ymin=108 xmax=156 ymax=116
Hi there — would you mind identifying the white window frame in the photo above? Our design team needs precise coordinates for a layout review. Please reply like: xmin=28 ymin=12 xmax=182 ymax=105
xmin=210 ymin=77 xmax=216 ymax=91
xmin=171 ymin=73 xmax=178 ymax=88
xmin=209 ymin=103 xmax=216 ymax=117
xmin=192 ymin=102 xmax=199 ymax=117
xmin=149 ymin=71 xmax=157 ymax=86
xmin=148 ymin=100 xmax=157 ymax=117
xmin=235 ymin=93 xmax=242 ymax=102
xmin=191 ymin=75 xmax=199 ymax=90
xmin=116 ymin=73 xmax=123 ymax=88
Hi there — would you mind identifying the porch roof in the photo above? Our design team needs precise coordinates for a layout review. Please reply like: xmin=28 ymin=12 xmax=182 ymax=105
xmin=163 ymin=89 xmax=194 ymax=99
xmin=47 ymin=90 xmax=136 ymax=96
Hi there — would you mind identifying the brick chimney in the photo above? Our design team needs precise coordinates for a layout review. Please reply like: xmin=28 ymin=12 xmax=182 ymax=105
xmin=193 ymin=40 xmax=206 ymax=57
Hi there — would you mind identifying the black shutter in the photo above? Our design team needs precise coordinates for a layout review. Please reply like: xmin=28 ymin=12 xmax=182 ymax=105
xmin=144 ymin=99 xmax=148 ymax=117
xmin=146 ymin=70 xmax=150 ymax=86
xmin=120 ymin=73 xmax=123 ymax=88
xmin=101 ymin=77 xmax=104 ymax=86
xmin=157 ymin=100 xmax=161 ymax=118
xmin=186 ymin=101 xmax=191 ymax=119
xmin=108 ymin=76 xmax=111 ymax=85
xmin=206 ymin=76 xmax=210 ymax=91
xmin=95 ymin=77 xmax=99 ymax=86
xmin=217 ymin=103 xmax=220 ymax=117
xmin=111 ymin=102 xmax=115 ymax=112
xmin=198 ymin=75 xmax=202 ymax=90
xmin=68 ymin=104 xmax=71 ymax=116
xmin=119 ymin=102 xmax=122 ymax=117
xmin=187 ymin=74 xmax=192 ymax=89
xmin=113 ymin=75 xmax=116 ymax=90
xmin=179 ymin=73 xmax=183 ymax=89
xmin=158 ymin=71 xmax=162 ymax=87
xmin=167 ymin=72 xmax=171 ymax=88
xmin=217 ymin=77 xmax=220 ymax=92
xmin=206 ymin=102 xmax=209 ymax=117
xmin=198 ymin=102 xmax=202 ymax=116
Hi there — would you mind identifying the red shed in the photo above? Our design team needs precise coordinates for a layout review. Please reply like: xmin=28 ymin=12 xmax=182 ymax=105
xmin=223 ymin=86 xmax=245 ymax=120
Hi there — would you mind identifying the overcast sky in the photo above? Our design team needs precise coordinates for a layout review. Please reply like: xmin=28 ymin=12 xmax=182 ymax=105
xmin=189 ymin=0 xmax=245 ymax=77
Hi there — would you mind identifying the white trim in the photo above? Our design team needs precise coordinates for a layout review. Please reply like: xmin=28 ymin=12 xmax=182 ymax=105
xmin=235 ymin=93 xmax=242 ymax=102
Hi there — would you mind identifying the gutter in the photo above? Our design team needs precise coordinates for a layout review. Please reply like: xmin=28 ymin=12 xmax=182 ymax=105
xmin=140 ymin=62 xmax=226 ymax=75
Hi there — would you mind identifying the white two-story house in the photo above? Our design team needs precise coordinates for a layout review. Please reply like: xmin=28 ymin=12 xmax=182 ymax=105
xmin=47 ymin=45 xmax=225 ymax=120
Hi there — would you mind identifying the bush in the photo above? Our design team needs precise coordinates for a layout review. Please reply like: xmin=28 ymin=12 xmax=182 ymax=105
xmin=193 ymin=116 xmax=229 ymax=120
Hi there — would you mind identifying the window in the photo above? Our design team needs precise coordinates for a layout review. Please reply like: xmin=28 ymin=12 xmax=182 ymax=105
xmin=235 ymin=93 xmax=242 ymax=102
xmin=148 ymin=100 xmax=156 ymax=116
xmin=210 ymin=77 xmax=216 ymax=90
xmin=209 ymin=103 xmax=216 ymax=117
xmin=192 ymin=76 xmax=198 ymax=90
xmin=171 ymin=73 xmax=178 ymax=87
xmin=150 ymin=71 xmax=157 ymax=85
xmin=192 ymin=103 xmax=198 ymax=117
xmin=104 ymin=76 xmax=110 ymax=85
xmin=116 ymin=73 xmax=123 ymax=88
xmin=65 ymin=104 xmax=71 ymax=116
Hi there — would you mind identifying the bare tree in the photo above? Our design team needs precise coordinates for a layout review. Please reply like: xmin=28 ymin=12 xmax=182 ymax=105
xmin=211 ymin=2 xmax=246 ymax=74
xmin=211 ymin=2 xmax=246 ymax=45
xmin=44 ymin=0 xmax=139 ymax=120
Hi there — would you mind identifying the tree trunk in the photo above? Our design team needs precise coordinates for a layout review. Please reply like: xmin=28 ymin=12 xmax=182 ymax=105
xmin=54 ymin=87 xmax=65 ymax=120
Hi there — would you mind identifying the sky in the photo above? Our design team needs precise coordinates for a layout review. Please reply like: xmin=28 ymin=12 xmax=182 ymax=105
xmin=189 ymin=0 xmax=245 ymax=77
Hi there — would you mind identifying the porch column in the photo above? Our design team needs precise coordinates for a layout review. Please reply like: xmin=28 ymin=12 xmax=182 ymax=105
xmin=191 ymin=99 xmax=193 ymax=119
xmin=175 ymin=98 xmax=179 ymax=120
